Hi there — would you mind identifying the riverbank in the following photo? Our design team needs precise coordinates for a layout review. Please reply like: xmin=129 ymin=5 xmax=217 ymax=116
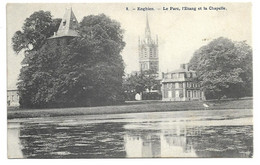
xmin=7 ymin=98 xmax=252 ymax=119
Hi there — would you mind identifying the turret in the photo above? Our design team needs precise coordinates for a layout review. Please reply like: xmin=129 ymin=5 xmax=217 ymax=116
xmin=49 ymin=7 xmax=79 ymax=39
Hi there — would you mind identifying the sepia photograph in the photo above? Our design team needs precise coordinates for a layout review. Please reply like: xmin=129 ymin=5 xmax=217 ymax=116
xmin=6 ymin=2 xmax=253 ymax=158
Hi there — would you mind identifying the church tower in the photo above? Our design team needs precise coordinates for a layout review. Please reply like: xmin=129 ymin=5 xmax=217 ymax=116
xmin=138 ymin=14 xmax=159 ymax=73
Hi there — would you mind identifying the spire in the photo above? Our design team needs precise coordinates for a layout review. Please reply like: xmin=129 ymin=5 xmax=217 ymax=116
xmin=145 ymin=13 xmax=151 ymax=40
xmin=49 ymin=8 xmax=79 ymax=39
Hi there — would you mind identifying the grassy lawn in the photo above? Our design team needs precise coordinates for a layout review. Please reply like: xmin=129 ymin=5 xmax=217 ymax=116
xmin=7 ymin=98 xmax=252 ymax=119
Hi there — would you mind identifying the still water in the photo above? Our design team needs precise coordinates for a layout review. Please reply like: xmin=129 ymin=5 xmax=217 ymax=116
xmin=8 ymin=109 xmax=253 ymax=158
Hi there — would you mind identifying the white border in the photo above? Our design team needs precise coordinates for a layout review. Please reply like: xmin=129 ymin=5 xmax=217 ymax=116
xmin=1 ymin=0 xmax=260 ymax=165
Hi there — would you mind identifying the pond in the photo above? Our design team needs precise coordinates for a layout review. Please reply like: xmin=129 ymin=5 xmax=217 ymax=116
xmin=8 ymin=109 xmax=253 ymax=158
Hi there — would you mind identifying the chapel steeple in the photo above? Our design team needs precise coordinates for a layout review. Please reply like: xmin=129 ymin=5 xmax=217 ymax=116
xmin=138 ymin=14 xmax=159 ymax=73
xmin=145 ymin=14 xmax=151 ymax=41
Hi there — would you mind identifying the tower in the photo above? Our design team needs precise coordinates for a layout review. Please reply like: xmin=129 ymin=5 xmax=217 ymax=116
xmin=138 ymin=14 xmax=159 ymax=73
xmin=48 ymin=7 xmax=79 ymax=42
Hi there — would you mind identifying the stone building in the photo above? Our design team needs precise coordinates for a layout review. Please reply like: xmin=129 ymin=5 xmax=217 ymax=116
xmin=161 ymin=64 xmax=205 ymax=101
xmin=7 ymin=89 xmax=19 ymax=107
xmin=138 ymin=15 xmax=159 ymax=73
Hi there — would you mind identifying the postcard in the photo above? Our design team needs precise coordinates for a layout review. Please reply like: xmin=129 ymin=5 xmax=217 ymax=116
xmin=7 ymin=3 xmax=253 ymax=158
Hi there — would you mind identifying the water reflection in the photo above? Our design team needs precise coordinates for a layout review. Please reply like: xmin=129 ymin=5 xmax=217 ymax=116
xmin=8 ymin=122 xmax=23 ymax=158
xmin=124 ymin=125 xmax=253 ymax=158
xmin=7 ymin=110 xmax=253 ymax=158
xmin=18 ymin=122 xmax=126 ymax=158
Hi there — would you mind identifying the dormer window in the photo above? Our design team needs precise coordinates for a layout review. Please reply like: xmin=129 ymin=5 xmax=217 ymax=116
xmin=63 ymin=20 xmax=66 ymax=26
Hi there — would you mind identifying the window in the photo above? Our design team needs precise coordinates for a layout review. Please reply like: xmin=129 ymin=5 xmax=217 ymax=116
xmin=187 ymin=91 xmax=191 ymax=98
xmin=194 ymin=91 xmax=197 ymax=97
xmin=179 ymin=83 xmax=183 ymax=88
xmin=179 ymin=90 xmax=183 ymax=98
xmin=187 ymin=82 xmax=191 ymax=88
xmin=172 ymin=73 xmax=177 ymax=79
xmin=164 ymin=89 xmax=168 ymax=98
xmin=63 ymin=20 xmax=66 ymax=26
xmin=167 ymin=83 xmax=170 ymax=88
xmin=150 ymin=48 xmax=153 ymax=57
xmin=176 ymin=83 xmax=179 ymax=88
xmin=168 ymin=91 xmax=172 ymax=98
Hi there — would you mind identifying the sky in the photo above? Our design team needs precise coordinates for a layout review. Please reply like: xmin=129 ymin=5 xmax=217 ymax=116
xmin=6 ymin=3 xmax=252 ymax=89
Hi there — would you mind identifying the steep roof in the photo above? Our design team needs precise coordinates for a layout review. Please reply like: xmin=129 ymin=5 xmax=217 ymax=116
xmin=49 ymin=8 xmax=79 ymax=39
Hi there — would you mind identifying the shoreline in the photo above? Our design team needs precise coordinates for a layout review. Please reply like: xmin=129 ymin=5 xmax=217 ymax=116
xmin=7 ymin=98 xmax=253 ymax=119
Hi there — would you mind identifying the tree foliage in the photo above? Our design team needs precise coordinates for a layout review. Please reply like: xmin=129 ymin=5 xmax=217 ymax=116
xmin=15 ymin=13 xmax=126 ymax=108
xmin=12 ymin=10 xmax=61 ymax=53
xmin=189 ymin=37 xmax=252 ymax=99
xmin=123 ymin=70 xmax=160 ymax=95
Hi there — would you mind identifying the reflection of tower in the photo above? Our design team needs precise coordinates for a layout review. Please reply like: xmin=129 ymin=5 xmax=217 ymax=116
xmin=124 ymin=135 xmax=143 ymax=157
xmin=142 ymin=134 xmax=161 ymax=157
xmin=160 ymin=125 xmax=197 ymax=157
xmin=124 ymin=132 xmax=161 ymax=158
xmin=8 ymin=123 xmax=23 ymax=158
xmin=138 ymin=14 xmax=159 ymax=73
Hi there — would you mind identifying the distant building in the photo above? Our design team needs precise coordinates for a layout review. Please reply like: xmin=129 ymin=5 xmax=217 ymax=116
xmin=138 ymin=14 xmax=159 ymax=73
xmin=7 ymin=89 xmax=19 ymax=107
xmin=161 ymin=64 xmax=205 ymax=101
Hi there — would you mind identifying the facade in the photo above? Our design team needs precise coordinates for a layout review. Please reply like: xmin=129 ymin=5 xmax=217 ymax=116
xmin=138 ymin=15 xmax=159 ymax=73
xmin=7 ymin=90 xmax=19 ymax=107
xmin=161 ymin=64 xmax=205 ymax=101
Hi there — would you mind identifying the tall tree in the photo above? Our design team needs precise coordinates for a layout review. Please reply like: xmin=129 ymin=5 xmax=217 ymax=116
xmin=12 ymin=10 xmax=61 ymax=108
xmin=189 ymin=37 xmax=252 ymax=99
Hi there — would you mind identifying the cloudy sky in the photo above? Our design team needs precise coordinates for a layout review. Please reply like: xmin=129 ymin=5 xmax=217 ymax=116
xmin=7 ymin=3 xmax=251 ymax=89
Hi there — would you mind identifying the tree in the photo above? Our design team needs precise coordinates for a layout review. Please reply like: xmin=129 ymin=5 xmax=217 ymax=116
xmin=123 ymin=70 xmax=161 ymax=100
xmin=16 ymin=13 xmax=126 ymax=108
xmin=12 ymin=10 xmax=61 ymax=108
xmin=63 ymin=14 xmax=126 ymax=106
xmin=12 ymin=10 xmax=61 ymax=53
xmin=189 ymin=37 xmax=252 ymax=100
